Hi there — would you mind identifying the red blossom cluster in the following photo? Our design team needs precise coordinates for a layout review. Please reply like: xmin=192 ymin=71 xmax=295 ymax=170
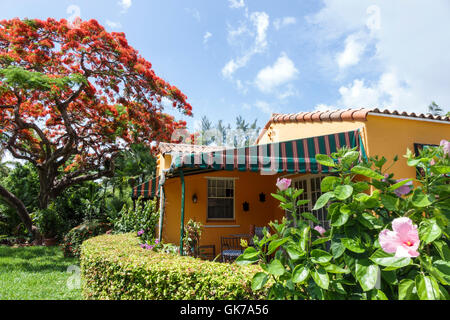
xmin=0 ymin=17 xmax=192 ymax=173
xmin=0 ymin=18 xmax=192 ymax=206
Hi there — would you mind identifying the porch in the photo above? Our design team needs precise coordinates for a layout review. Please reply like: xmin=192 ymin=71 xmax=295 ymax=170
xmin=132 ymin=129 xmax=366 ymax=260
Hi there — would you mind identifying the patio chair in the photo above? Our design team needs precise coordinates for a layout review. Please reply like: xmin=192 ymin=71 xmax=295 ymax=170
xmin=220 ymin=236 xmax=244 ymax=263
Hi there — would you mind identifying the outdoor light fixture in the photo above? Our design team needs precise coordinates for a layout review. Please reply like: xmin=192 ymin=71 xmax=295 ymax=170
xmin=192 ymin=194 xmax=198 ymax=203
xmin=243 ymin=201 xmax=250 ymax=212
xmin=259 ymin=192 xmax=266 ymax=202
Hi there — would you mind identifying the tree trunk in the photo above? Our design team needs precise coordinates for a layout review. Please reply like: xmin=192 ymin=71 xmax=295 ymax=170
xmin=0 ymin=184 xmax=43 ymax=244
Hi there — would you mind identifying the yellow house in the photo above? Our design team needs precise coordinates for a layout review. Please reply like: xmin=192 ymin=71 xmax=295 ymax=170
xmin=132 ymin=108 xmax=449 ymax=258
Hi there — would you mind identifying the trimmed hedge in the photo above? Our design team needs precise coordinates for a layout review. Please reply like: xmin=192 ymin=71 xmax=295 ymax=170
xmin=80 ymin=233 xmax=268 ymax=300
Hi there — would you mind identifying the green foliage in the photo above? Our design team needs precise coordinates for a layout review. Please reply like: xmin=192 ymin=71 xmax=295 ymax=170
xmin=109 ymin=199 xmax=159 ymax=243
xmin=80 ymin=233 xmax=267 ymax=300
xmin=32 ymin=203 xmax=63 ymax=238
xmin=0 ymin=163 xmax=39 ymax=237
xmin=183 ymin=219 xmax=203 ymax=257
xmin=237 ymin=144 xmax=449 ymax=300
xmin=61 ymin=220 xmax=111 ymax=258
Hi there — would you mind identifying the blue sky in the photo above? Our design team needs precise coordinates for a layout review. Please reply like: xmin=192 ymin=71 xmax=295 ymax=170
xmin=1 ymin=0 xmax=450 ymax=132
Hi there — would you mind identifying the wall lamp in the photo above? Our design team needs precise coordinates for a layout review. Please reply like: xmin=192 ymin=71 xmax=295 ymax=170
xmin=192 ymin=194 xmax=198 ymax=203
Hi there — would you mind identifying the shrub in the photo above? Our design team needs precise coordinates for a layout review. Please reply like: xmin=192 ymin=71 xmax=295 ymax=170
xmin=33 ymin=203 xmax=64 ymax=239
xmin=62 ymin=220 xmax=111 ymax=258
xmin=237 ymin=144 xmax=449 ymax=300
xmin=183 ymin=219 xmax=203 ymax=257
xmin=109 ymin=199 xmax=159 ymax=243
xmin=80 ymin=233 xmax=268 ymax=300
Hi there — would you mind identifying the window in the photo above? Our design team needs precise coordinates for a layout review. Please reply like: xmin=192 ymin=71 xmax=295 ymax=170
xmin=293 ymin=175 xmax=329 ymax=228
xmin=207 ymin=178 xmax=235 ymax=220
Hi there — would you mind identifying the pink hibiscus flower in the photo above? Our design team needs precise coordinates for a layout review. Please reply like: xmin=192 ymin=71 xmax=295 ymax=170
xmin=314 ymin=225 xmax=326 ymax=236
xmin=276 ymin=178 xmax=291 ymax=191
xmin=378 ymin=217 xmax=420 ymax=258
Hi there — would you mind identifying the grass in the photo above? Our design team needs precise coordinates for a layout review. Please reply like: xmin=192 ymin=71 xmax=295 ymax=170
xmin=0 ymin=245 xmax=82 ymax=300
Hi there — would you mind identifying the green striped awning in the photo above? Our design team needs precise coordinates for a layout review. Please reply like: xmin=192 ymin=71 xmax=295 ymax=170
xmin=132 ymin=176 xmax=160 ymax=200
xmin=171 ymin=129 xmax=365 ymax=174
xmin=131 ymin=129 xmax=366 ymax=199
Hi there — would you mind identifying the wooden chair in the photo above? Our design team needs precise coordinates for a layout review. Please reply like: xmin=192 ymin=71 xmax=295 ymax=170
xmin=220 ymin=236 xmax=244 ymax=263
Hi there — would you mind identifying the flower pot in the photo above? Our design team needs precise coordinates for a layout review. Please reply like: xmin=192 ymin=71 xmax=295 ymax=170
xmin=43 ymin=237 xmax=58 ymax=246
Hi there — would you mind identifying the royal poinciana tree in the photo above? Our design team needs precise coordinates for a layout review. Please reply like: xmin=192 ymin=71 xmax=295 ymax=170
xmin=0 ymin=18 xmax=192 ymax=240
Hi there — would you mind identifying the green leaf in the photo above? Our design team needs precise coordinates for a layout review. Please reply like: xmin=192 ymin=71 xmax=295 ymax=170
xmin=271 ymin=193 xmax=288 ymax=203
xmin=433 ymin=260 xmax=450 ymax=285
xmin=351 ymin=166 xmax=385 ymax=180
xmin=398 ymin=279 xmax=418 ymax=300
xmin=411 ymin=189 xmax=432 ymax=208
xmin=267 ymin=238 xmax=289 ymax=255
xmin=357 ymin=212 xmax=383 ymax=230
xmin=292 ymin=265 xmax=309 ymax=283
xmin=313 ymin=192 xmax=334 ymax=210
xmin=341 ymin=238 xmax=365 ymax=253
xmin=251 ymin=272 xmax=269 ymax=291
xmin=433 ymin=241 xmax=450 ymax=260
xmin=334 ymin=185 xmax=354 ymax=200
xmin=316 ymin=154 xmax=336 ymax=167
xmin=235 ymin=247 xmax=260 ymax=265
xmin=310 ymin=249 xmax=333 ymax=265
xmin=367 ymin=289 xmax=388 ymax=300
xmin=311 ymin=266 xmax=329 ymax=290
xmin=285 ymin=245 xmax=305 ymax=260
xmin=355 ymin=259 xmax=379 ymax=292
xmin=369 ymin=249 xmax=411 ymax=268
xmin=320 ymin=176 xmax=340 ymax=192
xmin=416 ymin=275 xmax=441 ymax=300
xmin=419 ymin=219 xmax=442 ymax=244
xmin=312 ymin=237 xmax=330 ymax=246
xmin=324 ymin=264 xmax=350 ymax=274
xmin=341 ymin=151 xmax=360 ymax=167
xmin=267 ymin=259 xmax=285 ymax=277
xmin=430 ymin=165 xmax=450 ymax=175
xmin=387 ymin=179 xmax=413 ymax=192
xmin=380 ymin=194 xmax=399 ymax=211
xmin=301 ymin=212 xmax=319 ymax=224
xmin=330 ymin=205 xmax=351 ymax=227
xmin=353 ymin=182 xmax=370 ymax=192
xmin=330 ymin=240 xmax=346 ymax=259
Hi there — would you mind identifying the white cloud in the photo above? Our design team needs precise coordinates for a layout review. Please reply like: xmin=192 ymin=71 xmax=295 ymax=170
xmin=273 ymin=17 xmax=297 ymax=30
xmin=203 ymin=31 xmax=212 ymax=44
xmin=309 ymin=0 xmax=450 ymax=114
xmin=222 ymin=11 xmax=269 ymax=79
xmin=105 ymin=20 xmax=122 ymax=29
xmin=228 ymin=0 xmax=245 ymax=9
xmin=255 ymin=52 xmax=299 ymax=93
xmin=336 ymin=32 xmax=367 ymax=69
xmin=314 ymin=104 xmax=337 ymax=112
xmin=250 ymin=12 xmax=269 ymax=52
xmin=118 ymin=0 xmax=132 ymax=13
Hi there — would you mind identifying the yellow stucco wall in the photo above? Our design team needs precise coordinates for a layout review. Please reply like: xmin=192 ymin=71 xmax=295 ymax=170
xmin=364 ymin=114 xmax=450 ymax=180
xmin=257 ymin=120 xmax=367 ymax=145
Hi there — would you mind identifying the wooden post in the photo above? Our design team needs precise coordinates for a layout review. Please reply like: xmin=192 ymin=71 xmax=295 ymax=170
xmin=179 ymin=170 xmax=185 ymax=256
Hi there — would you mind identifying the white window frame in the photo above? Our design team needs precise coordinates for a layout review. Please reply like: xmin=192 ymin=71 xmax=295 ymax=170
xmin=206 ymin=177 xmax=235 ymax=221
xmin=292 ymin=174 xmax=329 ymax=228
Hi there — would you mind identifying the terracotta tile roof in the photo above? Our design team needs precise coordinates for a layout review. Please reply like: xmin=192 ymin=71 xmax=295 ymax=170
xmin=158 ymin=142 xmax=225 ymax=155
xmin=256 ymin=107 xmax=449 ymax=143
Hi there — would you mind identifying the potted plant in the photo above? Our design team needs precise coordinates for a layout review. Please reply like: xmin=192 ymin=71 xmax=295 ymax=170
xmin=33 ymin=203 xmax=63 ymax=246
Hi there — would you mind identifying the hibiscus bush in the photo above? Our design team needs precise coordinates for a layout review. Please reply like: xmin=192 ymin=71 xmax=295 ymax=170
xmin=237 ymin=141 xmax=449 ymax=300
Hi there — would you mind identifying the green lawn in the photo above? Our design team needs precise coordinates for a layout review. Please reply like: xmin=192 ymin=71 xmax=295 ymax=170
xmin=0 ymin=245 xmax=82 ymax=300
